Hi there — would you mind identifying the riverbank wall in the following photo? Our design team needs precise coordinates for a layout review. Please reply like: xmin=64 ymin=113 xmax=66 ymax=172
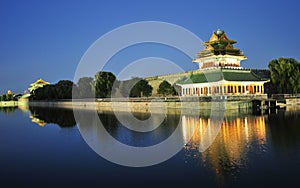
xmin=28 ymin=99 xmax=252 ymax=113
xmin=0 ymin=101 xmax=18 ymax=107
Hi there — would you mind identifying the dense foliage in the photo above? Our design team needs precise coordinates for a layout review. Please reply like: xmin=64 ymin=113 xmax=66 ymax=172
xmin=32 ymin=80 xmax=75 ymax=100
xmin=92 ymin=71 xmax=116 ymax=98
xmin=129 ymin=79 xmax=153 ymax=97
xmin=157 ymin=80 xmax=177 ymax=96
xmin=30 ymin=71 xmax=171 ymax=100
xmin=74 ymin=77 xmax=94 ymax=98
xmin=116 ymin=77 xmax=141 ymax=97
xmin=0 ymin=93 xmax=14 ymax=101
xmin=268 ymin=58 xmax=300 ymax=94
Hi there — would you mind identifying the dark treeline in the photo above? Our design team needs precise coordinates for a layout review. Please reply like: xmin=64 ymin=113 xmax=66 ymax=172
xmin=31 ymin=80 xmax=75 ymax=100
xmin=31 ymin=71 xmax=162 ymax=100
xmin=115 ymin=77 xmax=153 ymax=98
xmin=0 ymin=93 xmax=14 ymax=101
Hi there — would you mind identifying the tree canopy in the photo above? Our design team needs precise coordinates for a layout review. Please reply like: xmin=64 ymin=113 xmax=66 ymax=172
xmin=92 ymin=71 xmax=116 ymax=98
xmin=29 ymin=71 xmax=155 ymax=100
xmin=31 ymin=80 xmax=75 ymax=100
xmin=268 ymin=57 xmax=300 ymax=94
xmin=115 ymin=77 xmax=141 ymax=97
xmin=75 ymin=77 xmax=94 ymax=98
xmin=130 ymin=79 xmax=153 ymax=97
xmin=157 ymin=80 xmax=177 ymax=96
xmin=0 ymin=93 xmax=14 ymax=101
xmin=56 ymin=80 xmax=74 ymax=99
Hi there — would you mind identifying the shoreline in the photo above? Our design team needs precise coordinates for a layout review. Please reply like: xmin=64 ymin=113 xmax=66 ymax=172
xmin=28 ymin=99 xmax=252 ymax=112
xmin=0 ymin=101 xmax=18 ymax=107
xmin=3 ymin=96 xmax=300 ymax=114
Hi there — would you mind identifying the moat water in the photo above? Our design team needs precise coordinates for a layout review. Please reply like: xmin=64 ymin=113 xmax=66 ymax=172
xmin=0 ymin=106 xmax=299 ymax=187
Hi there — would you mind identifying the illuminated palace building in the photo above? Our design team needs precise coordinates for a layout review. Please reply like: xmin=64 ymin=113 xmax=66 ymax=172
xmin=178 ymin=29 xmax=269 ymax=96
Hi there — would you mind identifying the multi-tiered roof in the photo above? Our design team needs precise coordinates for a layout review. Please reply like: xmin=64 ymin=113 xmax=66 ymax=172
xmin=28 ymin=79 xmax=50 ymax=92
xmin=196 ymin=29 xmax=244 ymax=58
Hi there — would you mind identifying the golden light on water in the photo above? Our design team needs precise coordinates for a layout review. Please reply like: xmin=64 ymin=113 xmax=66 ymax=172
xmin=182 ymin=114 xmax=267 ymax=181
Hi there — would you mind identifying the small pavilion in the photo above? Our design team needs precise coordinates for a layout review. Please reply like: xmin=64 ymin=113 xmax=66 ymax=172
xmin=28 ymin=79 xmax=50 ymax=93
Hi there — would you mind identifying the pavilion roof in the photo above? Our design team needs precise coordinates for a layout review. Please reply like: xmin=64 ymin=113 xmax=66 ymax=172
xmin=196 ymin=29 xmax=244 ymax=58
xmin=30 ymin=79 xmax=50 ymax=86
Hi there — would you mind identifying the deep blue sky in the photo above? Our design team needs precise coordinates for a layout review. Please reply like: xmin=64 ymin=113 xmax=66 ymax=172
xmin=1 ymin=0 xmax=300 ymax=93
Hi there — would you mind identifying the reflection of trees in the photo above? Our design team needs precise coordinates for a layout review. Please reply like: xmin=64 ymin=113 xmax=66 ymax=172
xmin=98 ymin=110 xmax=180 ymax=147
xmin=182 ymin=115 xmax=267 ymax=184
xmin=98 ymin=112 xmax=119 ymax=135
xmin=268 ymin=109 xmax=300 ymax=150
xmin=29 ymin=107 xmax=76 ymax=128
xmin=0 ymin=107 xmax=17 ymax=113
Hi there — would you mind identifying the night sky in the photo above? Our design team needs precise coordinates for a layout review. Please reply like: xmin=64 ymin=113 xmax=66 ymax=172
xmin=1 ymin=0 xmax=299 ymax=93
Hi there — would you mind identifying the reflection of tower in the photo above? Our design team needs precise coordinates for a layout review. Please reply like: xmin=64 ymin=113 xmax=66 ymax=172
xmin=181 ymin=115 xmax=267 ymax=182
xmin=29 ymin=114 xmax=46 ymax=127
xmin=28 ymin=107 xmax=76 ymax=128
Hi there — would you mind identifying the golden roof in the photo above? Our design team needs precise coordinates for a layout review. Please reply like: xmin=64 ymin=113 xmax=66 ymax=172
xmin=30 ymin=79 xmax=50 ymax=86
xmin=204 ymin=29 xmax=236 ymax=46
xmin=195 ymin=29 xmax=244 ymax=58
xmin=208 ymin=32 xmax=219 ymax=42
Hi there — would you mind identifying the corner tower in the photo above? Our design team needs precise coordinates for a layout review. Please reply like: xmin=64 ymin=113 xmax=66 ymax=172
xmin=193 ymin=29 xmax=246 ymax=70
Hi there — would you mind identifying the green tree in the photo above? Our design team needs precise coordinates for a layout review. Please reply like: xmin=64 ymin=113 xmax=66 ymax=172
xmin=268 ymin=57 xmax=300 ymax=94
xmin=130 ymin=79 xmax=153 ymax=97
xmin=32 ymin=80 xmax=75 ymax=100
xmin=6 ymin=94 xmax=14 ymax=101
xmin=1 ymin=95 xmax=6 ymax=101
xmin=117 ymin=77 xmax=141 ymax=97
xmin=93 ymin=71 xmax=116 ymax=98
xmin=77 ymin=77 xmax=94 ymax=98
xmin=32 ymin=85 xmax=56 ymax=100
xmin=157 ymin=80 xmax=177 ymax=96
xmin=0 ymin=94 xmax=14 ymax=101
xmin=55 ymin=80 xmax=75 ymax=99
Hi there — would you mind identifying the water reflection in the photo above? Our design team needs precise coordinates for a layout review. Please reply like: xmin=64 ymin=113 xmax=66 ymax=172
xmin=75 ymin=109 xmax=186 ymax=167
xmin=1 ymin=104 xmax=299 ymax=183
xmin=29 ymin=107 xmax=76 ymax=128
xmin=182 ymin=114 xmax=267 ymax=183
xmin=0 ymin=106 xmax=17 ymax=113
xmin=98 ymin=111 xmax=180 ymax=147
xmin=268 ymin=109 xmax=300 ymax=150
